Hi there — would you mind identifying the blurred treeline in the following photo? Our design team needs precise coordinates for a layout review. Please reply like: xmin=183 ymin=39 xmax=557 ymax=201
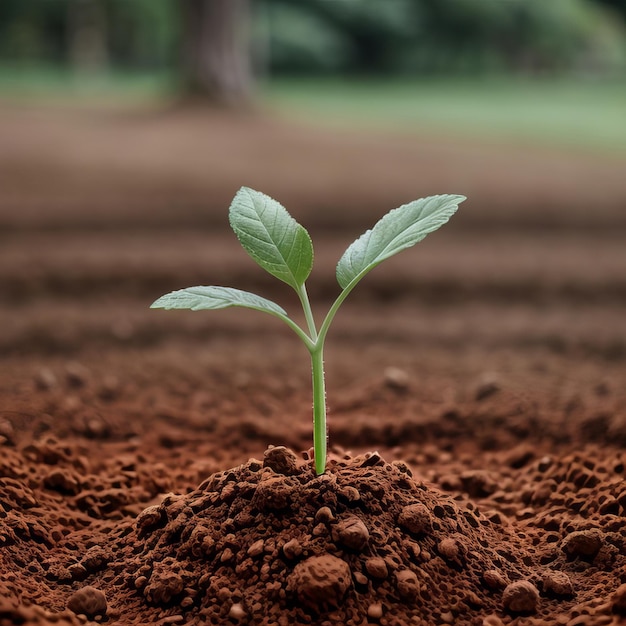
xmin=1 ymin=0 xmax=625 ymax=77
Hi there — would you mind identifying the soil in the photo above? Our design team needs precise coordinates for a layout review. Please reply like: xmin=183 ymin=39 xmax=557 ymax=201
xmin=1 ymin=102 xmax=626 ymax=626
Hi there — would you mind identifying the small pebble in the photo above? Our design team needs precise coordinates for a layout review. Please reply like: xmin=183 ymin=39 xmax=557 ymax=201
xmin=282 ymin=538 xmax=302 ymax=560
xmin=247 ymin=539 xmax=264 ymax=557
xmin=483 ymin=569 xmax=508 ymax=590
xmin=68 ymin=563 xmax=87 ymax=581
xmin=339 ymin=486 xmax=361 ymax=503
xmin=331 ymin=516 xmax=369 ymax=551
xmin=263 ymin=446 xmax=298 ymax=475
xmin=136 ymin=505 xmax=164 ymax=532
xmin=367 ymin=603 xmax=384 ymax=620
xmin=65 ymin=362 xmax=91 ymax=388
xmin=438 ymin=537 xmax=465 ymax=566
xmin=561 ymin=529 xmax=603 ymax=559
xmin=134 ymin=575 xmax=148 ymax=590
xmin=543 ymin=571 xmax=574 ymax=597
xmin=229 ymin=603 xmax=246 ymax=621
xmin=395 ymin=570 xmax=419 ymax=601
xmin=398 ymin=503 xmax=431 ymax=535
xmin=289 ymin=555 xmax=352 ymax=611
xmin=35 ymin=368 xmax=58 ymax=390
xmin=502 ymin=581 xmax=539 ymax=614
xmin=384 ymin=366 xmax=410 ymax=391
xmin=475 ymin=375 xmax=500 ymax=401
xmin=315 ymin=507 xmax=335 ymax=524
xmin=365 ymin=557 xmax=388 ymax=580
xmin=67 ymin=586 xmax=107 ymax=618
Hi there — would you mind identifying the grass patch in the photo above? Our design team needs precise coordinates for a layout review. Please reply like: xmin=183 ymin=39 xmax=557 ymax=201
xmin=261 ymin=77 xmax=626 ymax=155
xmin=0 ymin=64 xmax=173 ymax=105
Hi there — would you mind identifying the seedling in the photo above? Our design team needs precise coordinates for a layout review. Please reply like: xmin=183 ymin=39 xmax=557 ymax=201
xmin=151 ymin=187 xmax=465 ymax=475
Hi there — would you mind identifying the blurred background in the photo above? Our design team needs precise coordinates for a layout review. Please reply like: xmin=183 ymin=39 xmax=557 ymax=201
xmin=1 ymin=0 xmax=625 ymax=417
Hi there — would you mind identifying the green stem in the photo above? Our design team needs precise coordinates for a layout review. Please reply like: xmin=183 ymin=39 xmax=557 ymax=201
xmin=274 ymin=312 xmax=315 ymax=352
xmin=297 ymin=284 xmax=327 ymax=474
xmin=317 ymin=275 xmax=363 ymax=346
xmin=310 ymin=345 xmax=327 ymax=475
xmin=298 ymin=284 xmax=318 ymax=341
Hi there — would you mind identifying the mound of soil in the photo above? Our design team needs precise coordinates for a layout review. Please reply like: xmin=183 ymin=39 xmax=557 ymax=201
xmin=109 ymin=447 xmax=534 ymax=625
xmin=3 ymin=436 xmax=626 ymax=625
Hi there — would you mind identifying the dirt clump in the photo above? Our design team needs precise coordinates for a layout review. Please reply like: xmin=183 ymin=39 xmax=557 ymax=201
xmin=72 ymin=450 xmax=570 ymax=625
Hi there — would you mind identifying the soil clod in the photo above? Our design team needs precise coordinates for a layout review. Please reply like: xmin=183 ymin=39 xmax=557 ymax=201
xmin=502 ymin=581 xmax=539 ymax=614
xmin=542 ymin=571 xmax=574 ymax=598
xmin=331 ymin=515 xmax=370 ymax=551
xmin=289 ymin=555 xmax=352 ymax=611
xmin=263 ymin=446 xmax=299 ymax=476
xmin=398 ymin=502 xmax=432 ymax=535
xmin=561 ymin=529 xmax=604 ymax=559
xmin=66 ymin=586 xmax=107 ymax=618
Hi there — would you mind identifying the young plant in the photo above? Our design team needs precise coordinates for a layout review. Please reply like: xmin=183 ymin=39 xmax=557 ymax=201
xmin=151 ymin=187 xmax=465 ymax=475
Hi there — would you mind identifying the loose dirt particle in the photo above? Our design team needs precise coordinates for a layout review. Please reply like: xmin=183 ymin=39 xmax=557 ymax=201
xmin=282 ymin=538 xmax=302 ymax=560
xmin=384 ymin=366 xmax=410 ymax=391
xmin=365 ymin=557 xmax=388 ymax=580
xmin=65 ymin=362 xmax=91 ymax=388
xmin=289 ymin=555 xmax=352 ymax=611
xmin=543 ymin=571 xmax=574 ymax=598
xmin=247 ymin=539 xmax=264 ymax=557
xmin=229 ymin=603 xmax=246 ymax=621
xmin=331 ymin=516 xmax=370 ymax=551
xmin=395 ymin=570 xmax=420 ymax=601
xmin=502 ymin=581 xmax=539 ymax=614
xmin=398 ymin=503 xmax=432 ymax=535
xmin=460 ymin=470 xmax=498 ymax=498
xmin=34 ymin=367 xmax=58 ymax=390
xmin=315 ymin=506 xmax=335 ymax=523
xmin=143 ymin=565 xmax=184 ymax=606
xmin=263 ymin=446 xmax=298 ymax=475
xmin=136 ymin=504 xmax=164 ymax=532
xmin=561 ymin=529 xmax=604 ymax=559
xmin=437 ymin=536 xmax=466 ymax=566
xmin=66 ymin=586 xmax=107 ymax=618
xmin=252 ymin=477 xmax=295 ymax=511
xmin=367 ymin=602 xmax=384 ymax=620
xmin=339 ymin=486 xmax=361 ymax=503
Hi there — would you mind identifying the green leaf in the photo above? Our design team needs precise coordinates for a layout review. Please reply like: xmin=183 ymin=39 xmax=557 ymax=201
xmin=150 ymin=286 xmax=287 ymax=316
xmin=336 ymin=194 xmax=465 ymax=289
xmin=229 ymin=187 xmax=313 ymax=290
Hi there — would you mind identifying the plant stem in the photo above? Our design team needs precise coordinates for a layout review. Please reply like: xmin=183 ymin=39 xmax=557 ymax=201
xmin=297 ymin=284 xmax=327 ymax=474
xmin=298 ymin=284 xmax=318 ymax=340
xmin=317 ymin=275 xmax=363 ymax=346
xmin=310 ymin=345 xmax=327 ymax=475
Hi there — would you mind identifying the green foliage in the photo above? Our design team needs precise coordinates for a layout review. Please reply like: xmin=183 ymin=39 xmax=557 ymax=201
xmin=151 ymin=286 xmax=287 ymax=317
xmin=0 ymin=0 xmax=622 ymax=76
xmin=336 ymin=195 xmax=464 ymax=289
xmin=0 ymin=0 xmax=177 ymax=69
xmin=229 ymin=187 xmax=313 ymax=290
xmin=152 ymin=188 xmax=465 ymax=474
xmin=263 ymin=0 xmax=625 ymax=76
xmin=258 ymin=3 xmax=351 ymax=74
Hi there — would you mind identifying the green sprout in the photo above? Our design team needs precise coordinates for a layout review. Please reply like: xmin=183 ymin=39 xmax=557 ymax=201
xmin=151 ymin=187 xmax=465 ymax=475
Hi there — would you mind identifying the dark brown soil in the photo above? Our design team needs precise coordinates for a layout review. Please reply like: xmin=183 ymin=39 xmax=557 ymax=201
xmin=1 ymin=102 xmax=626 ymax=625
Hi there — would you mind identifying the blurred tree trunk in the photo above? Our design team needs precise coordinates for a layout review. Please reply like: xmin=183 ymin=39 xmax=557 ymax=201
xmin=181 ymin=0 xmax=252 ymax=106
xmin=68 ymin=0 xmax=108 ymax=73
